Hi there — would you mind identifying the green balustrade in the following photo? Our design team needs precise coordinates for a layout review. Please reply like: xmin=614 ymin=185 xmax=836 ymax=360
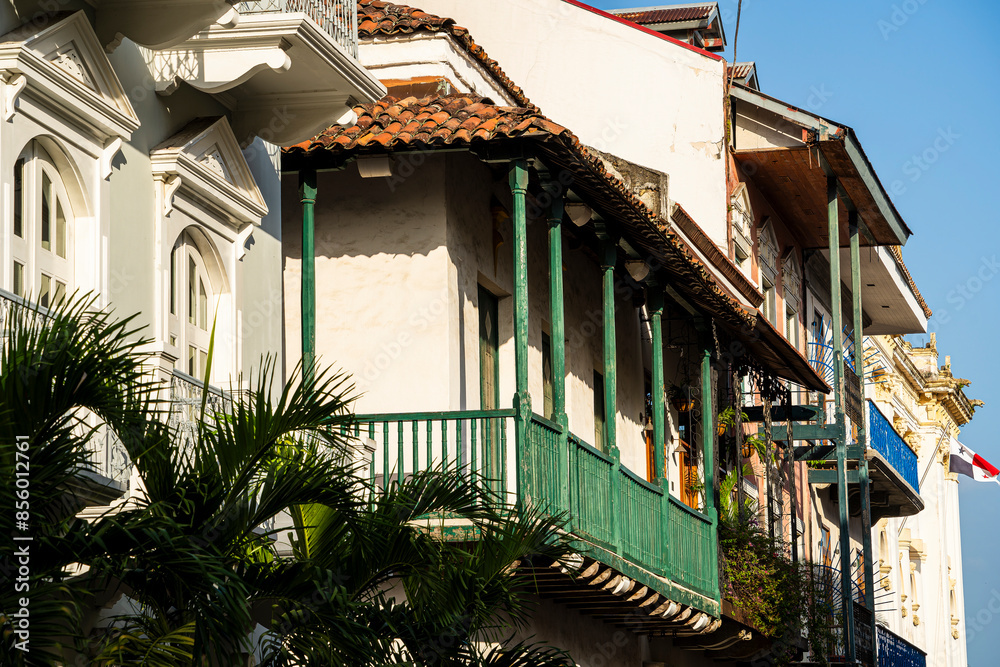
xmin=353 ymin=410 xmax=515 ymax=498
xmin=568 ymin=433 xmax=616 ymax=547
xmin=668 ymin=497 xmax=715 ymax=598
xmin=524 ymin=414 xmax=565 ymax=512
xmin=619 ymin=465 xmax=666 ymax=575
xmin=352 ymin=409 xmax=719 ymax=607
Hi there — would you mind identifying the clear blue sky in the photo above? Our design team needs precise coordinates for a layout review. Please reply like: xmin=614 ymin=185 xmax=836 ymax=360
xmin=592 ymin=1 xmax=1000 ymax=664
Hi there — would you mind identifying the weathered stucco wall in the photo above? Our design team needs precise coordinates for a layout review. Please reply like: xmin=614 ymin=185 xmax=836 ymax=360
xmin=417 ymin=0 xmax=729 ymax=246
xmin=359 ymin=33 xmax=518 ymax=105
xmin=282 ymin=157 xmax=452 ymax=414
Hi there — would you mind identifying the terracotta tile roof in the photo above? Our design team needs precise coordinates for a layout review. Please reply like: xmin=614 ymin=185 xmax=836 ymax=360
xmin=727 ymin=62 xmax=755 ymax=81
xmin=293 ymin=94 xmax=563 ymax=151
xmin=357 ymin=0 xmax=534 ymax=110
xmin=888 ymin=246 xmax=933 ymax=319
xmin=286 ymin=94 xmax=756 ymax=334
xmin=614 ymin=5 xmax=714 ymax=25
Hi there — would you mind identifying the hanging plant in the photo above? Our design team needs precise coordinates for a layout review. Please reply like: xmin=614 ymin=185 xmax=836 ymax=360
xmin=668 ymin=383 xmax=695 ymax=412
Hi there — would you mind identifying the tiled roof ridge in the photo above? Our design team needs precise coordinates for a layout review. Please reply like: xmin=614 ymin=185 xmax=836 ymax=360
xmin=357 ymin=0 xmax=536 ymax=111
xmin=888 ymin=245 xmax=932 ymax=319
xmin=287 ymin=93 xmax=755 ymax=330
xmin=613 ymin=5 xmax=714 ymax=25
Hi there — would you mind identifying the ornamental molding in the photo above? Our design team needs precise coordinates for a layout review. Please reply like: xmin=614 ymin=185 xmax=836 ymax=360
xmin=0 ymin=11 xmax=139 ymax=141
xmin=150 ymin=115 xmax=267 ymax=228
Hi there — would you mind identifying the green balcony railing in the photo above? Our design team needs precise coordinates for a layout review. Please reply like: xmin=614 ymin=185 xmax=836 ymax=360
xmin=667 ymin=496 xmax=715 ymax=597
xmin=568 ymin=434 xmax=616 ymax=547
xmin=619 ymin=465 xmax=666 ymax=574
xmin=353 ymin=409 xmax=719 ymax=604
xmin=351 ymin=410 xmax=515 ymax=498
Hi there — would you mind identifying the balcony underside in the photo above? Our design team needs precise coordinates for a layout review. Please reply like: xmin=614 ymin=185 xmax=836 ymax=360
xmin=148 ymin=13 xmax=385 ymax=146
xmin=867 ymin=451 xmax=923 ymax=520
xmin=87 ymin=0 xmax=239 ymax=52
xmin=516 ymin=555 xmax=721 ymax=633
xmin=63 ymin=470 xmax=127 ymax=510
xmin=808 ymin=458 xmax=923 ymax=521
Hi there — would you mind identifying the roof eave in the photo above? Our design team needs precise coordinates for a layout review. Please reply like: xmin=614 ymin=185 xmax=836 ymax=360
xmin=841 ymin=128 xmax=912 ymax=245
xmin=730 ymin=83 xmax=910 ymax=246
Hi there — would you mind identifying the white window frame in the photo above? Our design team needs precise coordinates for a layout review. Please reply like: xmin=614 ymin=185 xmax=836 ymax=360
xmin=785 ymin=303 xmax=799 ymax=350
xmin=9 ymin=142 xmax=75 ymax=307
xmin=730 ymin=184 xmax=754 ymax=273
xmin=168 ymin=231 xmax=223 ymax=380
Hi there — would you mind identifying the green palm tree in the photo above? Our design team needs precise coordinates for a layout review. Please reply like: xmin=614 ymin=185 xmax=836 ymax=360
xmin=0 ymin=295 xmax=574 ymax=666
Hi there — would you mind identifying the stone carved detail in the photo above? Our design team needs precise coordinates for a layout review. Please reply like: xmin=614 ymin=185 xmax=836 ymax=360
xmin=47 ymin=43 xmax=95 ymax=89
xmin=198 ymin=145 xmax=231 ymax=181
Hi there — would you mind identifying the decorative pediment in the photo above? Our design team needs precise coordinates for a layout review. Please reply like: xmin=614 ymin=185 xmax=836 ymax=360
xmin=150 ymin=116 xmax=267 ymax=228
xmin=0 ymin=11 xmax=139 ymax=140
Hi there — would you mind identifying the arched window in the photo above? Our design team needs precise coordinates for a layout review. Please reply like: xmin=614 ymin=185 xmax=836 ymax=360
xmin=10 ymin=142 xmax=74 ymax=306
xmin=730 ymin=184 xmax=754 ymax=272
xmin=168 ymin=231 xmax=217 ymax=379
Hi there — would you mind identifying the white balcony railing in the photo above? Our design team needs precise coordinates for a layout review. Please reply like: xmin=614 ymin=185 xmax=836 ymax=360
xmin=236 ymin=0 xmax=359 ymax=57
xmin=0 ymin=290 xmax=131 ymax=486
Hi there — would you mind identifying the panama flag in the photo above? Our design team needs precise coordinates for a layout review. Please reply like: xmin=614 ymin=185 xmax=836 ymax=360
xmin=950 ymin=442 xmax=1000 ymax=484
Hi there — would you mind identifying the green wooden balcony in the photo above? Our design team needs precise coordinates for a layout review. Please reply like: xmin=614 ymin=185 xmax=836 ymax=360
xmin=351 ymin=409 xmax=720 ymax=612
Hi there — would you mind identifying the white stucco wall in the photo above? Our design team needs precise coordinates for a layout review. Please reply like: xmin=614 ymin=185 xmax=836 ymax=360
xmin=865 ymin=335 xmax=971 ymax=667
xmin=416 ymin=0 xmax=729 ymax=246
xmin=282 ymin=158 xmax=452 ymax=414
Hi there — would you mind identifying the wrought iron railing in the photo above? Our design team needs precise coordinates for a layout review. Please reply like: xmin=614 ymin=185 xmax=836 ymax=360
xmin=877 ymin=624 xmax=926 ymax=667
xmin=867 ymin=401 xmax=919 ymax=492
xmin=811 ymin=563 xmax=874 ymax=665
xmin=236 ymin=0 xmax=359 ymax=57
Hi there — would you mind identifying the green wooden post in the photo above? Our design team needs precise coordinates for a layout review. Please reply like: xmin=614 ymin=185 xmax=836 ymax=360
xmin=601 ymin=240 xmax=621 ymax=552
xmin=547 ymin=190 xmax=570 ymax=516
xmin=650 ymin=289 xmax=671 ymax=577
xmin=700 ymin=340 xmax=720 ymax=601
xmin=509 ymin=161 xmax=531 ymax=506
xmin=650 ymin=289 xmax=666 ymax=481
xmin=851 ymin=212 xmax=878 ymax=648
xmin=601 ymin=241 xmax=618 ymax=451
xmin=828 ymin=174 xmax=856 ymax=663
xmin=299 ymin=168 xmax=317 ymax=383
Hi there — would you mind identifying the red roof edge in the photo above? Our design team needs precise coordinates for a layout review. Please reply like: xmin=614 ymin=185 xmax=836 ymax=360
xmin=561 ymin=0 xmax=724 ymax=62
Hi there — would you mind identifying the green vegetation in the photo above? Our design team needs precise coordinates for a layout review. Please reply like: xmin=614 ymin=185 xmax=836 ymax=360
xmin=0 ymin=295 xmax=573 ymax=667
xmin=718 ymin=468 xmax=836 ymax=665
